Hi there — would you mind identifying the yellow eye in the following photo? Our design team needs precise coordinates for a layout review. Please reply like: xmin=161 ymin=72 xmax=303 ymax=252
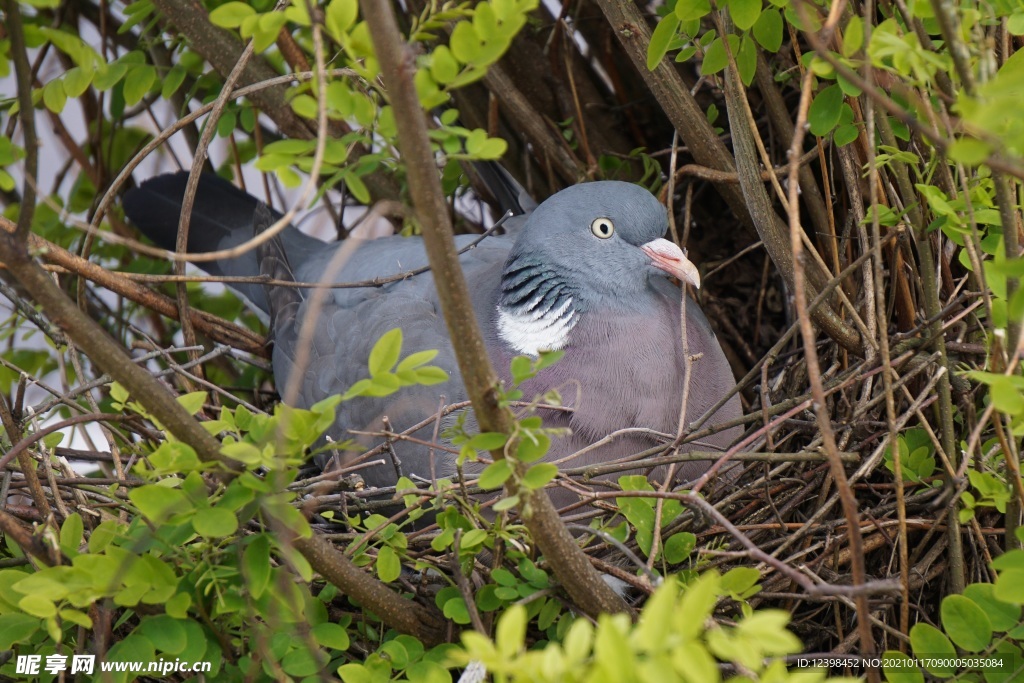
xmin=591 ymin=217 xmax=614 ymax=239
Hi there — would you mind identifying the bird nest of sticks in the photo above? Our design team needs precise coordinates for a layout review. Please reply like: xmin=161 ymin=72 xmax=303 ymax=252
xmin=0 ymin=147 xmax=987 ymax=663
xmin=3 ymin=168 xmax=979 ymax=660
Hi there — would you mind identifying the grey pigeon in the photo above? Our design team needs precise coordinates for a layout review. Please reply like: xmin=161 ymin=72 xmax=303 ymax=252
xmin=124 ymin=172 xmax=742 ymax=501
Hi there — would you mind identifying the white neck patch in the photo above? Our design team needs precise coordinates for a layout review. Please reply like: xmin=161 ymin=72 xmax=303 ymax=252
xmin=496 ymin=298 xmax=577 ymax=356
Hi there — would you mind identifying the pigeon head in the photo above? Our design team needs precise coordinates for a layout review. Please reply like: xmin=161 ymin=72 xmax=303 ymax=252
xmin=496 ymin=181 xmax=700 ymax=355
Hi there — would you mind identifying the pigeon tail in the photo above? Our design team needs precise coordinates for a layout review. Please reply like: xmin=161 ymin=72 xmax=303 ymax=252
xmin=124 ymin=172 xmax=271 ymax=253
xmin=124 ymin=172 xmax=324 ymax=314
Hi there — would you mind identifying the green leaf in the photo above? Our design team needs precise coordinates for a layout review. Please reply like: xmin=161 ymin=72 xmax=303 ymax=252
xmin=192 ymin=507 xmax=238 ymax=539
xmin=470 ymin=432 xmax=508 ymax=452
xmin=995 ymin=569 xmax=1024 ymax=604
xmin=19 ymin=594 xmax=56 ymax=618
xmin=396 ymin=349 xmax=439 ymax=373
xmin=478 ymin=459 xmax=513 ymax=490
xmin=496 ymin=604 xmax=527 ymax=658
xmin=737 ymin=33 xmax=757 ymax=86
xmin=663 ymin=532 xmax=696 ymax=563
xmin=834 ymin=123 xmax=859 ymax=147
xmin=948 ymin=137 xmax=992 ymax=165
xmin=843 ymin=16 xmax=864 ymax=56
xmin=450 ymin=22 xmax=481 ymax=64
xmin=521 ymin=463 xmax=558 ymax=489
xmin=431 ymin=45 xmax=460 ymax=84
xmin=243 ymin=534 xmax=272 ymax=599
xmin=63 ymin=66 xmax=92 ymax=98
xmin=42 ymin=80 xmax=67 ymax=113
xmin=209 ymin=2 xmax=256 ymax=28
xmin=376 ymin=546 xmax=401 ymax=582
xmin=136 ymin=615 xmax=187 ymax=655
xmin=162 ymin=65 xmax=187 ymax=99
xmin=675 ymin=0 xmax=712 ymax=21
xmin=94 ymin=61 xmax=128 ymax=91
xmin=492 ymin=494 xmax=519 ymax=511
xmin=176 ymin=391 xmax=208 ymax=416
xmin=313 ymin=622 xmax=351 ymax=651
xmin=1009 ymin=12 xmax=1024 ymax=35
xmin=808 ymin=84 xmax=845 ymax=136
xmin=909 ymin=623 xmax=957 ymax=676
xmin=59 ymin=513 xmax=83 ymax=555
xmin=964 ymin=583 xmax=1022 ymax=632
xmin=752 ymin=8 xmax=783 ymax=52
xmin=648 ymin=15 xmax=681 ymax=70
xmin=129 ymin=485 xmax=189 ymax=524
xmin=882 ymin=651 xmax=924 ymax=683
xmin=729 ymin=0 xmax=762 ymax=31
xmin=0 ymin=614 xmax=41 ymax=649
xmin=414 ymin=366 xmax=449 ymax=385
xmin=516 ymin=432 xmax=550 ymax=462
xmin=701 ymin=35 xmax=738 ymax=76
xmin=406 ymin=661 xmax=451 ymax=683
xmin=941 ymin=594 xmax=992 ymax=652
xmin=325 ymin=0 xmax=358 ymax=40
xmin=442 ymin=596 xmax=471 ymax=623
xmin=465 ymin=129 xmax=507 ymax=159
xmin=368 ymin=328 xmax=403 ymax=376
xmin=41 ymin=431 xmax=64 ymax=449
xmin=123 ymin=64 xmax=155 ymax=106
xmin=720 ymin=567 xmax=760 ymax=595
xmin=282 ymin=648 xmax=321 ymax=678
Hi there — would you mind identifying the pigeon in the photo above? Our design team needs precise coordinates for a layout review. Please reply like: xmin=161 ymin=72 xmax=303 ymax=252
xmin=124 ymin=172 xmax=742 ymax=501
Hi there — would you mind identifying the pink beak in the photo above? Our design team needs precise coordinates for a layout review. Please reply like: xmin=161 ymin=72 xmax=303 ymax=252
xmin=641 ymin=238 xmax=701 ymax=289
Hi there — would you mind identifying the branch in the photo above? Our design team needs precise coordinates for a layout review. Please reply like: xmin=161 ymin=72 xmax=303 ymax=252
xmin=292 ymin=534 xmax=446 ymax=646
xmin=360 ymin=0 xmax=632 ymax=618
xmin=3 ymin=0 xmax=37 ymax=243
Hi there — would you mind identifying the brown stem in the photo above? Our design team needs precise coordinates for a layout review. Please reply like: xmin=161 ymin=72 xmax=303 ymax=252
xmin=786 ymin=0 xmax=877 ymax=670
xmin=293 ymin=533 xmax=446 ymax=646
xmin=3 ymin=0 xmax=37 ymax=243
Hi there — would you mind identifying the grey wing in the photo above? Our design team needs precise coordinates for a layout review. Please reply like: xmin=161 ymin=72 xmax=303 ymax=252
xmin=270 ymin=233 xmax=511 ymax=487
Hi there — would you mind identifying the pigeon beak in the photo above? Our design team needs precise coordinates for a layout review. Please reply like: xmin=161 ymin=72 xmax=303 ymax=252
xmin=641 ymin=238 xmax=701 ymax=289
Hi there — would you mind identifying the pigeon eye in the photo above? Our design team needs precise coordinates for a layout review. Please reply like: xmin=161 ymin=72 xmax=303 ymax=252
xmin=591 ymin=217 xmax=615 ymax=239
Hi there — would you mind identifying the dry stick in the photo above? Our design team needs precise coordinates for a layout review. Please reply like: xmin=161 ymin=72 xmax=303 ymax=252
xmin=714 ymin=10 xmax=879 ymax=352
xmin=690 ymin=228 xmax=901 ymax=438
xmin=874 ymin=86 xmax=966 ymax=593
xmin=173 ymin=17 xmax=261 ymax=378
xmin=592 ymin=0 xmax=862 ymax=354
xmin=648 ymin=131 xmax=690 ymax=571
xmin=481 ymin=63 xmax=583 ymax=184
xmin=783 ymin=0 xmax=877 ymax=669
xmin=0 ymin=394 xmax=54 ymax=524
xmin=802 ymin=0 xmax=967 ymax=597
xmin=359 ymin=0 xmax=630 ymax=618
xmin=861 ymin=8 xmax=909 ymax=635
xmin=594 ymin=491 xmax=899 ymax=598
